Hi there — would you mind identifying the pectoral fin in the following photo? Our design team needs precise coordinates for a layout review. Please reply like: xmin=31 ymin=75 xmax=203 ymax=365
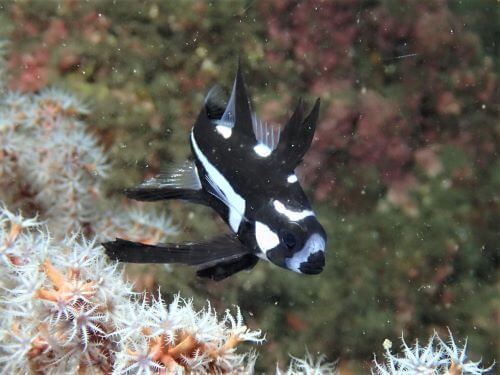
xmin=196 ymin=253 xmax=258 ymax=281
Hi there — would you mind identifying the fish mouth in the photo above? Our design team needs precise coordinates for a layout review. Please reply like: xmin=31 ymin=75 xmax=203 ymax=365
xmin=299 ymin=265 xmax=324 ymax=274
xmin=298 ymin=251 xmax=325 ymax=275
xmin=283 ymin=234 xmax=326 ymax=274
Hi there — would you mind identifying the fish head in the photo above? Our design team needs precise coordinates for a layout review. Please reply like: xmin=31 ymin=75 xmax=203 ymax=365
xmin=248 ymin=76 xmax=325 ymax=274
xmin=252 ymin=180 xmax=327 ymax=275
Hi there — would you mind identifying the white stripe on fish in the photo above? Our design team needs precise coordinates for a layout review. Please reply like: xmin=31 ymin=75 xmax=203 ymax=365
xmin=273 ymin=200 xmax=314 ymax=221
xmin=191 ymin=131 xmax=246 ymax=232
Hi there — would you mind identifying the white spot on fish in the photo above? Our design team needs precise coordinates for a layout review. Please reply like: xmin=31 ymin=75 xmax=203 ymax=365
xmin=215 ymin=124 xmax=232 ymax=139
xmin=255 ymin=221 xmax=280 ymax=252
xmin=190 ymin=132 xmax=245 ymax=232
xmin=273 ymin=200 xmax=314 ymax=221
xmin=253 ymin=143 xmax=272 ymax=157
xmin=287 ymin=174 xmax=298 ymax=183
xmin=252 ymin=114 xmax=280 ymax=152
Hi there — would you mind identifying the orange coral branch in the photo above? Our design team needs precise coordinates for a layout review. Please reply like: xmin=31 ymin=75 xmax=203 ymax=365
xmin=27 ymin=336 xmax=49 ymax=360
xmin=35 ymin=289 xmax=60 ymax=303
xmin=149 ymin=335 xmax=165 ymax=362
xmin=8 ymin=223 xmax=21 ymax=243
xmin=42 ymin=260 xmax=66 ymax=290
xmin=36 ymin=260 xmax=96 ymax=304
xmin=448 ymin=362 xmax=460 ymax=375
xmin=168 ymin=334 xmax=197 ymax=359
xmin=220 ymin=333 xmax=241 ymax=353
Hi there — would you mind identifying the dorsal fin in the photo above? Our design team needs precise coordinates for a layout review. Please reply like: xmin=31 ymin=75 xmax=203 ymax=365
xmin=204 ymin=85 xmax=227 ymax=120
xmin=287 ymin=98 xmax=305 ymax=135
xmin=218 ymin=62 xmax=254 ymax=138
xmin=220 ymin=79 xmax=235 ymax=126
xmin=275 ymin=98 xmax=319 ymax=168
xmin=251 ymin=114 xmax=281 ymax=157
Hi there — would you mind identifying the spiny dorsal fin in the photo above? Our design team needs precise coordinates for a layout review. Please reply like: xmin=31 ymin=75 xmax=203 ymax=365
xmin=220 ymin=79 xmax=236 ymax=126
xmin=251 ymin=114 xmax=281 ymax=157
xmin=204 ymin=85 xmax=227 ymax=121
xmin=219 ymin=62 xmax=254 ymax=138
xmin=206 ymin=64 xmax=281 ymax=155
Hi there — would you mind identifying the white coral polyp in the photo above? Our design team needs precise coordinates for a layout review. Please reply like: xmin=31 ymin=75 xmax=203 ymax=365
xmin=0 ymin=206 xmax=265 ymax=374
xmin=372 ymin=332 xmax=494 ymax=375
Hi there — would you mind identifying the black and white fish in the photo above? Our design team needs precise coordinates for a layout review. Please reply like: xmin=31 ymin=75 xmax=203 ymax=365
xmin=103 ymin=64 xmax=327 ymax=281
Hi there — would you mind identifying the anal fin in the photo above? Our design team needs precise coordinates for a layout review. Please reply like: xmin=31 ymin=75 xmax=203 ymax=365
xmin=125 ymin=160 xmax=204 ymax=204
xmin=196 ymin=253 xmax=258 ymax=281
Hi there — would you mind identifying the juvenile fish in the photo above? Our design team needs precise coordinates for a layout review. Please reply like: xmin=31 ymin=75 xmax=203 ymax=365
xmin=103 ymin=64 xmax=327 ymax=281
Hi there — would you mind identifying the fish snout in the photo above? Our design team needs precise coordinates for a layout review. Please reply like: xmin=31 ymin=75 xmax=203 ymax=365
xmin=298 ymin=251 xmax=325 ymax=274
xmin=283 ymin=232 xmax=326 ymax=274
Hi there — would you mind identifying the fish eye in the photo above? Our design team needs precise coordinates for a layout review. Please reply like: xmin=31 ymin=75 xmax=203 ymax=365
xmin=280 ymin=230 xmax=297 ymax=250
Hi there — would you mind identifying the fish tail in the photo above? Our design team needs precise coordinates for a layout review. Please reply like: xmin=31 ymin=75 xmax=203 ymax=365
xmin=103 ymin=239 xmax=172 ymax=263
xmin=103 ymin=235 xmax=252 ymax=266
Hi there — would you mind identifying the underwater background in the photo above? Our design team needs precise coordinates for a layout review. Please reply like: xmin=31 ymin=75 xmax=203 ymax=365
xmin=0 ymin=0 xmax=497 ymax=373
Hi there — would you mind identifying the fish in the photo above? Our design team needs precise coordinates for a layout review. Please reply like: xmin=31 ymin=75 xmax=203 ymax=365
xmin=103 ymin=63 xmax=327 ymax=281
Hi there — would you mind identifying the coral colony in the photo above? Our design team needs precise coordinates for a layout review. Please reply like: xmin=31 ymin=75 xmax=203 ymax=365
xmin=0 ymin=47 xmax=493 ymax=374
xmin=0 ymin=208 xmax=262 ymax=373
xmin=372 ymin=333 xmax=494 ymax=375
